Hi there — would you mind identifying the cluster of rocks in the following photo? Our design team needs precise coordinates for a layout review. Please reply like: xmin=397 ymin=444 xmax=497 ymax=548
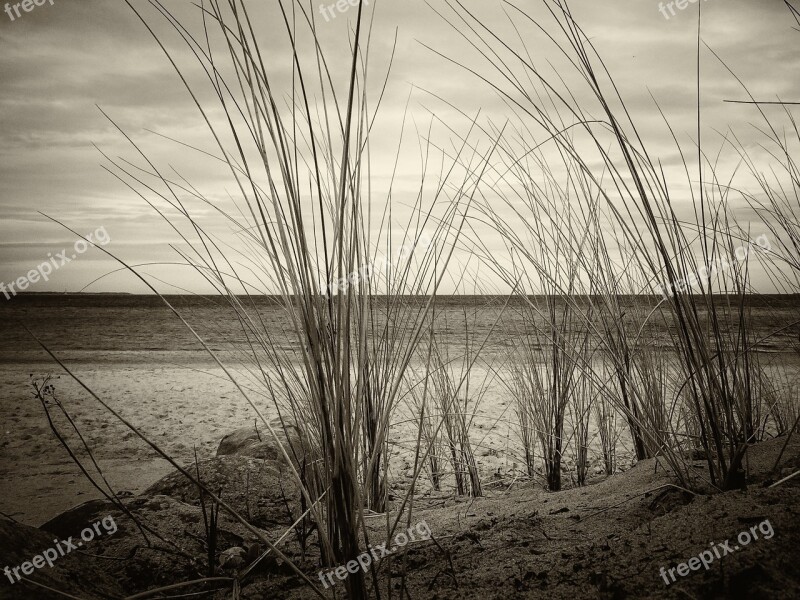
xmin=0 ymin=421 xmax=311 ymax=599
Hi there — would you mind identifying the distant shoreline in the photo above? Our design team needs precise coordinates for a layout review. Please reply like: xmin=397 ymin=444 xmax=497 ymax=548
xmin=5 ymin=292 xmax=799 ymax=309
xmin=10 ymin=291 xmax=800 ymax=298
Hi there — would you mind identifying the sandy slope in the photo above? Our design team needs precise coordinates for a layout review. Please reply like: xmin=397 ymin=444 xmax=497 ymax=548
xmin=1 ymin=434 xmax=797 ymax=599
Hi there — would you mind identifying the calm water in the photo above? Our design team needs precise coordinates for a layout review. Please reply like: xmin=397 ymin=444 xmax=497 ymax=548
xmin=1 ymin=293 xmax=798 ymax=364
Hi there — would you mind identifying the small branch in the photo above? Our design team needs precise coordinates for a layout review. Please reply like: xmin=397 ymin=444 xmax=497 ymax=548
xmin=124 ymin=577 xmax=234 ymax=600
xmin=19 ymin=578 xmax=88 ymax=600
xmin=723 ymin=100 xmax=800 ymax=105
xmin=769 ymin=469 xmax=800 ymax=488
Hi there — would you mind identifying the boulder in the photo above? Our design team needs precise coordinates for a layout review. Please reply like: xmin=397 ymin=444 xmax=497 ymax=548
xmin=217 ymin=420 xmax=304 ymax=464
xmin=217 ymin=427 xmax=279 ymax=460
xmin=145 ymin=455 xmax=302 ymax=530
xmin=41 ymin=498 xmax=113 ymax=538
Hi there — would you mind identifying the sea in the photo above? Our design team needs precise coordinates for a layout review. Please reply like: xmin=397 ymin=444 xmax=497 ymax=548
xmin=0 ymin=293 xmax=798 ymax=525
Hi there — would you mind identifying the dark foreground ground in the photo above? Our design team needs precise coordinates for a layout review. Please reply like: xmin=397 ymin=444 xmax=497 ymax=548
xmin=1 ymin=434 xmax=799 ymax=600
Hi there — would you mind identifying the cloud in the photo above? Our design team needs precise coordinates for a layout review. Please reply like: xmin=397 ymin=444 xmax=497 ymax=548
xmin=0 ymin=0 xmax=797 ymax=293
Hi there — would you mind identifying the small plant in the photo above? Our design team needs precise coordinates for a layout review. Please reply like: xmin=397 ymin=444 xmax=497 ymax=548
xmin=406 ymin=382 xmax=443 ymax=491
xmin=195 ymin=450 xmax=221 ymax=578
xmin=508 ymin=297 xmax=591 ymax=492
xmin=631 ymin=347 xmax=672 ymax=458
xmin=569 ymin=364 xmax=594 ymax=486
xmin=427 ymin=326 xmax=483 ymax=498
xmin=593 ymin=382 xmax=618 ymax=476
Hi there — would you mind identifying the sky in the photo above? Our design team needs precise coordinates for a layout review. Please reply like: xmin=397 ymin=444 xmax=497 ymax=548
xmin=0 ymin=0 xmax=798 ymax=295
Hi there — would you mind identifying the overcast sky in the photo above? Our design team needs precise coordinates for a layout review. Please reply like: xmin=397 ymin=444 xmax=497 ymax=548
xmin=0 ymin=0 xmax=797 ymax=295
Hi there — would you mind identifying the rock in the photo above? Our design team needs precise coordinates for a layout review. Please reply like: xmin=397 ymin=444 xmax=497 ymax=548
xmin=217 ymin=419 xmax=304 ymax=464
xmin=41 ymin=498 xmax=113 ymax=538
xmin=217 ymin=427 xmax=277 ymax=460
xmin=145 ymin=455 xmax=301 ymax=529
